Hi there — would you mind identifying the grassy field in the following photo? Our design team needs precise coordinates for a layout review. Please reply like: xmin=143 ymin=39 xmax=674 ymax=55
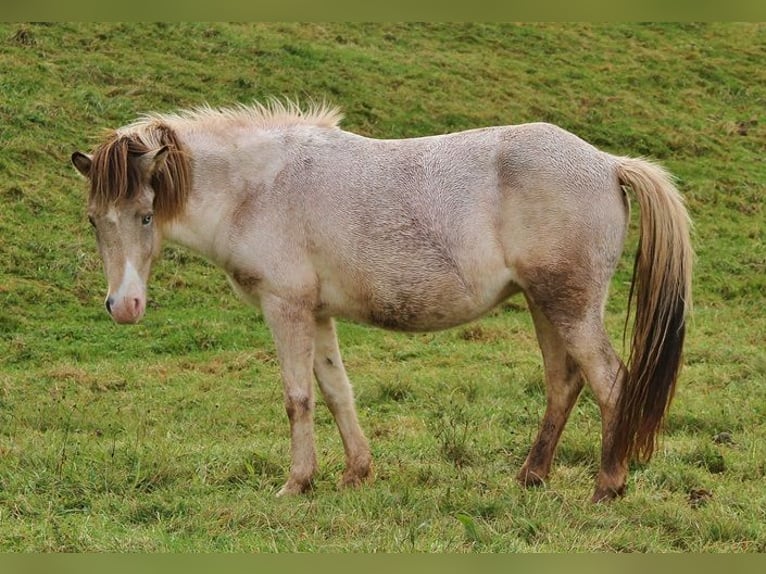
xmin=0 ymin=22 xmax=764 ymax=552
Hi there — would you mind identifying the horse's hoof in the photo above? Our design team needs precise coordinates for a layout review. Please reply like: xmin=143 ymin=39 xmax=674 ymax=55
xmin=516 ymin=468 xmax=546 ymax=488
xmin=340 ymin=467 xmax=373 ymax=489
xmin=591 ymin=483 xmax=626 ymax=503
xmin=276 ymin=478 xmax=312 ymax=497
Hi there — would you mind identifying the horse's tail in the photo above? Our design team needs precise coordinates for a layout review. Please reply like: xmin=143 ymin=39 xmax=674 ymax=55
xmin=613 ymin=157 xmax=693 ymax=464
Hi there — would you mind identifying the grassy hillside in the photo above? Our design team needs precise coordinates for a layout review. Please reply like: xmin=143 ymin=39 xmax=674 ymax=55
xmin=0 ymin=22 xmax=764 ymax=551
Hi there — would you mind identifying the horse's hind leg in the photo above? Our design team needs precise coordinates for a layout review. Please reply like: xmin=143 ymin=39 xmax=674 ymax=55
xmin=522 ymin=269 xmax=628 ymax=501
xmin=313 ymin=317 xmax=373 ymax=488
xmin=556 ymin=320 xmax=627 ymax=502
xmin=517 ymin=297 xmax=584 ymax=488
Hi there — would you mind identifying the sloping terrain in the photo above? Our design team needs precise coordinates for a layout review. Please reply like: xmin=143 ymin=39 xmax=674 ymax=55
xmin=0 ymin=22 xmax=764 ymax=551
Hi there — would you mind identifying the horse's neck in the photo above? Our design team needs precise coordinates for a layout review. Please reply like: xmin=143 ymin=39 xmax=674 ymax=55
xmin=161 ymin=128 xmax=288 ymax=266
xmin=162 ymin=203 xmax=224 ymax=266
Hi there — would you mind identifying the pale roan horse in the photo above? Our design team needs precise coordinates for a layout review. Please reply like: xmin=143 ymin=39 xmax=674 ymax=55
xmin=72 ymin=101 xmax=692 ymax=502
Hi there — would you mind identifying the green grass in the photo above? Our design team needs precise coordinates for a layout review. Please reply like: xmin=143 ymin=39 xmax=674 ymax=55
xmin=1 ymin=22 xmax=765 ymax=552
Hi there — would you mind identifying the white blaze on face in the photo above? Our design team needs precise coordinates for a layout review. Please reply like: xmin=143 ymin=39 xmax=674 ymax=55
xmin=107 ymin=259 xmax=147 ymax=324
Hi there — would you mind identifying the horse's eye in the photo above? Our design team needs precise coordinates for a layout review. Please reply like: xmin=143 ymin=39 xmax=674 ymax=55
xmin=88 ymin=215 xmax=96 ymax=228
xmin=142 ymin=213 xmax=153 ymax=226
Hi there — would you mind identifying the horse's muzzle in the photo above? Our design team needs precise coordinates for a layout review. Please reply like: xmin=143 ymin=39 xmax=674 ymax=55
xmin=106 ymin=294 xmax=145 ymax=324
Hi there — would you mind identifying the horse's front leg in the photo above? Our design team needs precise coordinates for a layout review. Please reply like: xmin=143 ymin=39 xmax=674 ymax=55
xmin=261 ymin=294 xmax=318 ymax=496
xmin=313 ymin=317 xmax=372 ymax=488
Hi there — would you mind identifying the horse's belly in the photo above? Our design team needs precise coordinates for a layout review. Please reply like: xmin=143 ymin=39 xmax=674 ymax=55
xmin=319 ymin=272 xmax=520 ymax=332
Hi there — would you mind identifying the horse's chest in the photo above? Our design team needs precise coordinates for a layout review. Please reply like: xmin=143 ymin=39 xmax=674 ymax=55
xmin=226 ymin=268 xmax=264 ymax=307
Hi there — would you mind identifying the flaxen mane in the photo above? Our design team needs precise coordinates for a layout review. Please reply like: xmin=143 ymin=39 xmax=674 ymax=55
xmin=87 ymin=122 xmax=192 ymax=223
xmin=87 ymin=100 xmax=342 ymax=222
xmin=137 ymin=99 xmax=344 ymax=132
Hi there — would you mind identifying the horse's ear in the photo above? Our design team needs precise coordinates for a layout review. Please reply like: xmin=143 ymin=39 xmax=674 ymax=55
xmin=72 ymin=151 xmax=93 ymax=178
xmin=137 ymin=146 xmax=170 ymax=177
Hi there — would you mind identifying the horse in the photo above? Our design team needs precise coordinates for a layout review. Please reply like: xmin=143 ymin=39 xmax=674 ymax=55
xmin=71 ymin=100 xmax=692 ymax=502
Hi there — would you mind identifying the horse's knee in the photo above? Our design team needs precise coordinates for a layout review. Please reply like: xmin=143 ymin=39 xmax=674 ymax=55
xmin=285 ymin=392 xmax=313 ymax=422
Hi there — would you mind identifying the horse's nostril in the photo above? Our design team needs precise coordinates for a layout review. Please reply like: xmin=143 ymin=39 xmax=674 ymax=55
xmin=105 ymin=297 xmax=114 ymax=314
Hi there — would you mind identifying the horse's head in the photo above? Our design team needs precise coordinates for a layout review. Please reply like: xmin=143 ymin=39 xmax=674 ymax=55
xmin=72 ymin=143 xmax=170 ymax=324
xmin=73 ymin=122 xmax=190 ymax=324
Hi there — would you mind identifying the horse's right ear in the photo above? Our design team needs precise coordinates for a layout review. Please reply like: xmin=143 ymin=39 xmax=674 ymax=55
xmin=72 ymin=151 xmax=93 ymax=178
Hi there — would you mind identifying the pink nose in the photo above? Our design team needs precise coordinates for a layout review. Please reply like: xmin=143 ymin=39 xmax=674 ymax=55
xmin=106 ymin=295 xmax=145 ymax=324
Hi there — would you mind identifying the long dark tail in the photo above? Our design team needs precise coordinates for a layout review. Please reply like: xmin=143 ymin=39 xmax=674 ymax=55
xmin=614 ymin=157 xmax=693 ymax=464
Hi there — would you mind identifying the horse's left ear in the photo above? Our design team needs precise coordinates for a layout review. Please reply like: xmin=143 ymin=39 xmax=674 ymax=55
xmin=72 ymin=151 xmax=93 ymax=178
xmin=137 ymin=146 xmax=170 ymax=177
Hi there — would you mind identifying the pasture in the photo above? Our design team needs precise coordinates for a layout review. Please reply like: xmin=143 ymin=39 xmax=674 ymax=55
xmin=0 ymin=22 xmax=764 ymax=551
